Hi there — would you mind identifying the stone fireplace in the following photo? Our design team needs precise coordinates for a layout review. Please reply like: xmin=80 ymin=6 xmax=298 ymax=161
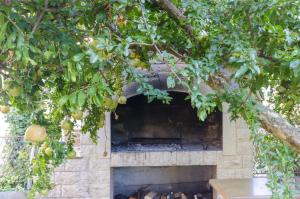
xmin=39 ymin=65 xmax=254 ymax=199
xmin=111 ymin=92 xmax=222 ymax=152
xmin=113 ymin=166 xmax=216 ymax=199
xmin=110 ymin=90 xmax=222 ymax=198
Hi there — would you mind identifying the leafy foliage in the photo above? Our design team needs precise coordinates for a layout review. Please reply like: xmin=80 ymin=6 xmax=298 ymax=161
xmin=253 ymin=131 xmax=300 ymax=198
xmin=0 ymin=109 xmax=31 ymax=191
xmin=0 ymin=0 xmax=299 ymax=198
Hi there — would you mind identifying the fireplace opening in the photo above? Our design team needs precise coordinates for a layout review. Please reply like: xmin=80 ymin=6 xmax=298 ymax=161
xmin=111 ymin=92 xmax=222 ymax=152
xmin=112 ymin=166 xmax=216 ymax=199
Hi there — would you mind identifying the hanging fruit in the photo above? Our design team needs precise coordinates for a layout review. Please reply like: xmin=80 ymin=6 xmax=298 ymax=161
xmin=67 ymin=150 xmax=76 ymax=159
xmin=24 ymin=125 xmax=47 ymax=143
xmin=71 ymin=110 xmax=83 ymax=120
xmin=7 ymin=86 xmax=21 ymax=97
xmin=44 ymin=147 xmax=53 ymax=157
xmin=0 ymin=105 xmax=10 ymax=113
xmin=118 ymin=96 xmax=127 ymax=104
xmin=61 ymin=119 xmax=73 ymax=131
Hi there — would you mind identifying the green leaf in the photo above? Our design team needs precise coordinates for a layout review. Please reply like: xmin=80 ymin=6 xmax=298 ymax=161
xmin=235 ymin=64 xmax=248 ymax=78
xmin=87 ymin=87 xmax=96 ymax=96
xmin=198 ymin=110 xmax=207 ymax=121
xmin=92 ymin=73 xmax=101 ymax=83
xmin=0 ymin=22 xmax=7 ymax=44
xmin=44 ymin=51 xmax=53 ymax=60
xmin=28 ymin=58 xmax=37 ymax=66
xmin=167 ymin=76 xmax=175 ymax=88
xmin=124 ymin=44 xmax=130 ymax=57
xmin=89 ymin=52 xmax=98 ymax=64
xmin=59 ymin=95 xmax=69 ymax=106
xmin=69 ymin=93 xmax=77 ymax=106
xmin=78 ymin=91 xmax=86 ymax=107
xmin=253 ymin=65 xmax=260 ymax=74
xmin=290 ymin=60 xmax=300 ymax=69
xmin=17 ymin=34 xmax=24 ymax=48
xmin=73 ymin=53 xmax=85 ymax=62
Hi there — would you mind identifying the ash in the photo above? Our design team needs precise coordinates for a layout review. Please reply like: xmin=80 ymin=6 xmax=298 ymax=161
xmin=111 ymin=143 xmax=221 ymax=152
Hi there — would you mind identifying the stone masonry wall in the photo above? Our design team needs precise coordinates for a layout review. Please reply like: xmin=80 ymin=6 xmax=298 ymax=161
xmin=39 ymin=104 xmax=254 ymax=199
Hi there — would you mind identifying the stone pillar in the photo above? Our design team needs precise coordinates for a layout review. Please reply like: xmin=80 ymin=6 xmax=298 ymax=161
xmin=39 ymin=112 xmax=112 ymax=199
xmin=216 ymin=104 xmax=254 ymax=179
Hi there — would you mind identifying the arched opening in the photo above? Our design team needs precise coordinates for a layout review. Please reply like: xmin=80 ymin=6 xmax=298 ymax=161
xmin=111 ymin=91 xmax=222 ymax=152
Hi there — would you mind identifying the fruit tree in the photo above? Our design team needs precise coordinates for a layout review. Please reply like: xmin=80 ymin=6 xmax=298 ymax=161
xmin=0 ymin=0 xmax=299 ymax=198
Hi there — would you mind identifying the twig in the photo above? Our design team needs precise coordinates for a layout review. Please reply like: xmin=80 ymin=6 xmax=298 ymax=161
xmin=99 ymin=70 xmax=109 ymax=83
xmin=129 ymin=42 xmax=153 ymax=47
xmin=31 ymin=0 xmax=49 ymax=35
xmin=139 ymin=1 xmax=191 ymax=92
xmin=0 ymin=13 xmax=24 ymax=36
xmin=240 ymin=89 xmax=253 ymax=108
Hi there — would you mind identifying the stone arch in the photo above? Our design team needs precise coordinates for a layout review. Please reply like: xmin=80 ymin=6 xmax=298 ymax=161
xmin=123 ymin=72 xmax=187 ymax=99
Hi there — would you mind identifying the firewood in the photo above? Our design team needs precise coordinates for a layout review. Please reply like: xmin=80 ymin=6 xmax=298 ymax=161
xmin=160 ymin=194 xmax=167 ymax=199
xmin=144 ymin=191 xmax=158 ymax=199
xmin=181 ymin=193 xmax=188 ymax=199
xmin=174 ymin=192 xmax=181 ymax=198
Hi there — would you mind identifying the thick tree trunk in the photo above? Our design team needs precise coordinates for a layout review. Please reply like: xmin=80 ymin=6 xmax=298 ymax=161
xmin=209 ymin=70 xmax=300 ymax=153
xmin=257 ymin=104 xmax=300 ymax=153
xmin=155 ymin=0 xmax=300 ymax=153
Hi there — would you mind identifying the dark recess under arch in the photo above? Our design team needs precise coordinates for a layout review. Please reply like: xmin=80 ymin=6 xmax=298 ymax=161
xmin=111 ymin=92 xmax=222 ymax=152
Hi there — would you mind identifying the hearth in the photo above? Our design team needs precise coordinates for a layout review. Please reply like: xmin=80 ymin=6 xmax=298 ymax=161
xmin=112 ymin=166 xmax=216 ymax=199
xmin=42 ymin=65 xmax=254 ymax=199
xmin=111 ymin=92 xmax=222 ymax=152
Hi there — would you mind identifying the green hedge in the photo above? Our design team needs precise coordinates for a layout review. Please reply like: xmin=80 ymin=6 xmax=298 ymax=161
xmin=0 ymin=110 xmax=31 ymax=191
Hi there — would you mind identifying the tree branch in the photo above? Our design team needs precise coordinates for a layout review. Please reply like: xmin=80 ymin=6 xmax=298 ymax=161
xmin=139 ymin=1 xmax=190 ymax=92
xmin=155 ymin=0 xmax=300 ymax=153
xmin=31 ymin=0 xmax=49 ymax=35
xmin=155 ymin=0 xmax=194 ymax=38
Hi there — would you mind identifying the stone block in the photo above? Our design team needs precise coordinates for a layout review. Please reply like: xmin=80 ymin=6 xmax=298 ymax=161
xmin=46 ymin=185 xmax=61 ymax=197
xmin=0 ymin=191 xmax=27 ymax=199
xmin=235 ymin=168 xmax=254 ymax=178
xmin=87 ymin=170 xmax=111 ymax=184
xmin=110 ymin=152 xmax=124 ymax=167
xmin=220 ymin=155 xmax=242 ymax=169
xmin=222 ymin=103 xmax=237 ymax=155
xmin=89 ymin=183 xmax=110 ymax=197
xmin=61 ymin=184 xmax=89 ymax=198
xmin=203 ymin=151 xmax=217 ymax=165
xmin=65 ymin=158 xmax=88 ymax=171
xmin=80 ymin=171 xmax=90 ymax=181
xmin=237 ymin=128 xmax=250 ymax=142
xmin=89 ymin=158 xmax=110 ymax=171
xmin=157 ymin=152 xmax=176 ymax=166
xmin=242 ymin=155 xmax=254 ymax=168
xmin=176 ymin=151 xmax=191 ymax=165
xmin=80 ymin=145 xmax=96 ymax=157
xmin=144 ymin=152 xmax=162 ymax=166
xmin=237 ymin=141 xmax=253 ymax=155
xmin=127 ymin=152 xmax=142 ymax=166
xmin=216 ymin=168 xmax=236 ymax=179
xmin=54 ymin=164 xmax=65 ymax=172
xmin=92 ymin=141 xmax=111 ymax=158
xmin=80 ymin=134 xmax=94 ymax=145
xmin=55 ymin=172 xmax=81 ymax=185
xmin=134 ymin=152 xmax=147 ymax=166
xmin=95 ymin=127 xmax=106 ymax=140
xmin=236 ymin=118 xmax=248 ymax=128
xmin=189 ymin=151 xmax=204 ymax=165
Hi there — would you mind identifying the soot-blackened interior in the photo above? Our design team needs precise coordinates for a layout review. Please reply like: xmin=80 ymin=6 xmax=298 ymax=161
xmin=111 ymin=92 xmax=222 ymax=152
xmin=113 ymin=166 xmax=216 ymax=199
